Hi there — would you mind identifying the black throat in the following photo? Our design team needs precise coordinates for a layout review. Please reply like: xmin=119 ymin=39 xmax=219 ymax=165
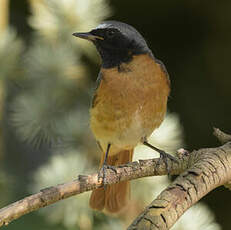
xmin=96 ymin=46 xmax=133 ymax=68
xmin=96 ymin=47 xmax=153 ymax=69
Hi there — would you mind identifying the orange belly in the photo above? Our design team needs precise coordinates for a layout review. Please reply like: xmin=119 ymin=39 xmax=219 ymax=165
xmin=90 ymin=54 xmax=170 ymax=154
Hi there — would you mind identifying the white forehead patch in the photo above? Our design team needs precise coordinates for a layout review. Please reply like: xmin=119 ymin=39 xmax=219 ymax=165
xmin=95 ymin=23 xmax=112 ymax=29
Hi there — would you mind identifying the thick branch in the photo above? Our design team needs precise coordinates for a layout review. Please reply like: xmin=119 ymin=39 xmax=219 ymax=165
xmin=128 ymin=142 xmax=231 ymax=230
xmin=0 ymin=139 xmax=231 ymax=229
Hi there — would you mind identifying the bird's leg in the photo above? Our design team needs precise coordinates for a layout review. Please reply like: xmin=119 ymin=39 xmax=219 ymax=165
xmin=143 ymin=141 xmax=178 ymax=174
xmin=98 ymin=143 xmax=116 ymax=188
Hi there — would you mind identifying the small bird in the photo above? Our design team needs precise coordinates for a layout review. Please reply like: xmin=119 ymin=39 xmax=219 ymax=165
xmin=73 ymin=21 xmax=176 ymax=213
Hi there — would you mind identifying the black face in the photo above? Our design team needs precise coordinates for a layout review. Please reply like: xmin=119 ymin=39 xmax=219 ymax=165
xmin=90 ymin=28 xmax=132 ymax=51
xmin=73 ymin=21 xmax=153 ymax=68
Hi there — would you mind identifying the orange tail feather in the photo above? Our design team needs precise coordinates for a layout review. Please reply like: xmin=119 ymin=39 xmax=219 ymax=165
xmin=89 ymin=149 xmax=134 ymax=213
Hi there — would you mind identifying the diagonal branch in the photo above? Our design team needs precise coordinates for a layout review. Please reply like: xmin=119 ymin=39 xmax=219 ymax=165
xmin=128 ymin=141 xmax=231 ymax=230
xmin=0 ymin=129 xmax=231 ymax=229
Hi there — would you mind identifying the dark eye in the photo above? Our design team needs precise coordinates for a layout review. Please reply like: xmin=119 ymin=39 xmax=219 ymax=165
xmin=106 ymin=30 xmax=116 ymax=38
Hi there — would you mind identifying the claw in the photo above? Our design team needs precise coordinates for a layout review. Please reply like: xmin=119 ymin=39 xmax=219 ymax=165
xmin=157 ymin=150 xmax=175 ymax=174
xmin=98 ymin=164 xmax=117 ymax=189
xmin=97 ymin=143 xmax=111 ymax=189
xmin=143 ymin=141 xmax=178 ymax=174
xmin=98 ymin=165 xmax=107 ymax=189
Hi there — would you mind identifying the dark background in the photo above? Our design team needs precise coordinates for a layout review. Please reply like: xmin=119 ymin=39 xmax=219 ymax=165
xmin=7 ymin=0 xmax=231 ymax=229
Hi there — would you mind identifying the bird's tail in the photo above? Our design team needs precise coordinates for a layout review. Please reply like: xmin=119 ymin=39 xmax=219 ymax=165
xmin=89 ymin=148 xmax=134 ymax=213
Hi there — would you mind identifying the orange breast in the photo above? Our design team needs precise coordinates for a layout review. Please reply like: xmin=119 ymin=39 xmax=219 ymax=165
xmin=90 ymin=54 xmax=170 ymax=153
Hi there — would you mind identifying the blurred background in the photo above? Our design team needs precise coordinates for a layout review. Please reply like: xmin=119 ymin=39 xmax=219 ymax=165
xmin=0 ymin=0 xmax=230 ymax=229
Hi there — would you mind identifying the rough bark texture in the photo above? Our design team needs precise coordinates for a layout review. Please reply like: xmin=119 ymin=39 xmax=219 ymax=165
xmin=0 ymin=156 xmax=182 ymax=227
xmin=0 ymin=129 xmax=231 ymax=230
xmin=128 ymin=142 xmax=231 ymax=229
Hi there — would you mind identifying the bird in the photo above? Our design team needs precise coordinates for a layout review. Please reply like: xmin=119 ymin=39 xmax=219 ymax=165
xmin=73 ymin=21 xmax=177 ymax=213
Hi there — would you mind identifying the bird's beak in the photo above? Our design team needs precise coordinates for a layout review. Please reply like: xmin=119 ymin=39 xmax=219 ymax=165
xmin=72 ymin=32 xmax=104 ymax=41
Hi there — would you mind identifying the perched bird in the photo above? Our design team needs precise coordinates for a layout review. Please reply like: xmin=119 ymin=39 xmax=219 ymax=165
xmin=73 ymin=21 xmax=176 ymax=213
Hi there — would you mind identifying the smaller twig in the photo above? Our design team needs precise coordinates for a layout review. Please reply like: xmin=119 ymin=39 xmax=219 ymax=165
xmin=0 ymin=155 xmax=183 ymax=227
xmin=213 ymin=127 xmax=231 ymax=144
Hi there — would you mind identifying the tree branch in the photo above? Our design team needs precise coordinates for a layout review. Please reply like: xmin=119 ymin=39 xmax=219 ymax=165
xmin=128 ymin=142 xmax=231 ymax=229
xmin=213 ymin=127 xmax=231 ymax=144
xmin=0 ymin=129 xmax=231 ymax=229
xmin=0 ymin=154 xmax=183 ymax=227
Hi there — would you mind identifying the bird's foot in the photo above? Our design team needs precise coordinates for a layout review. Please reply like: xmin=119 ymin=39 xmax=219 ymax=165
xmin=143 ymin=141 xmax=178 ymax=174
xmin=98 ymin=164 xmax=117 ymax=189
xmin=157 ymin=149 xmax=178 ymax=174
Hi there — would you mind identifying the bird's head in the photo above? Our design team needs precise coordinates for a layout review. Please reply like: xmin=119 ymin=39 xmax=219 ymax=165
xmin=73 ymin=21 xmax=153 ymax=68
